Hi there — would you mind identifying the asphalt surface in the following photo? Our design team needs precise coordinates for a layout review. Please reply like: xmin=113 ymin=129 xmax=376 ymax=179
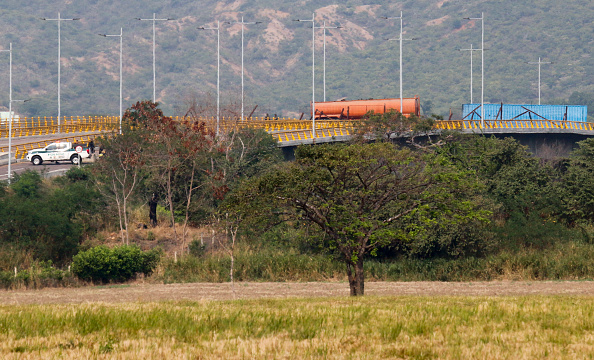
xmin=0 ymin=160 xmax=78 ymax=181
xmin=0 ymin=131 xmax=104 ymax=148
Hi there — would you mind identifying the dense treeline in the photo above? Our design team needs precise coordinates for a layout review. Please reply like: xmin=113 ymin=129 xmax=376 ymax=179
xmin=3 ymin=104 xmax=594 ymax=294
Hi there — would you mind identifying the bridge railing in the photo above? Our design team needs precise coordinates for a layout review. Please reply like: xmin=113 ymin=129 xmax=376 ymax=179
xmin=0 ymin=116 xmax=119 ymax=138
xmin=436 ymin=119 xmax=594 ymax=131
xmin=4 ymin=115 xmax=594 ymax=146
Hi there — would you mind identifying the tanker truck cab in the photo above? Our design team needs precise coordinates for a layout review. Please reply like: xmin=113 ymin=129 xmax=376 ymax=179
xmin=26 ymin=141 xmax=90 ymax=165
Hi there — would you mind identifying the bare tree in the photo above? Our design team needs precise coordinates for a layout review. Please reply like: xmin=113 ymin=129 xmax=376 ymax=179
xmin=92 ymin=133 xmax=145 ymax=244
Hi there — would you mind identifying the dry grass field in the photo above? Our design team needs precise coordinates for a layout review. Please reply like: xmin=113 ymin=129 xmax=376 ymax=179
xmin=2 ymin=282 xmax=594 ymax=358
xmin=4 ymin=281 xmax=594 ymax=305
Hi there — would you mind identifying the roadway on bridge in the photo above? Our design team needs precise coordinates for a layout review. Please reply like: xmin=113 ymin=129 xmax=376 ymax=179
xmin=0 ymin=131 xmax=107 ymax=148
xmin=0 ymin=160 xmax=78 ymax=181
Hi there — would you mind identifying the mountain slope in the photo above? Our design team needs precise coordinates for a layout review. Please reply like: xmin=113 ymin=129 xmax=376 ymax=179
xmin=0 ymin=0 xmax=592 ymax=118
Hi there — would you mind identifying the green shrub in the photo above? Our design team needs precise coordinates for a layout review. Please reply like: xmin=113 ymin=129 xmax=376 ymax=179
xmin=188 ymin=240 xmax=206 ymax=258
xmin=71 ymin=245 xmax=161 ymax=283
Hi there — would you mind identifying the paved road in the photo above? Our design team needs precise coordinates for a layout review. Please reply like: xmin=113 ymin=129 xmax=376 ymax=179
xmin=0 ymin=131 xmax=105 ymax=148
xmin=0 ymin=159 xmax=81 ymax=181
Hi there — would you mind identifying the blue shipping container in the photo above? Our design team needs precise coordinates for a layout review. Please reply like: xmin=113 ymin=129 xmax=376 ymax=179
xmin=462 ymin=104 xmax=588 ymax=122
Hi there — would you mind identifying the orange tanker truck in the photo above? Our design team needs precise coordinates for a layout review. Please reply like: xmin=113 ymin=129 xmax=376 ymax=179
xmin=313 ymin=96 xmax=420 ymax=119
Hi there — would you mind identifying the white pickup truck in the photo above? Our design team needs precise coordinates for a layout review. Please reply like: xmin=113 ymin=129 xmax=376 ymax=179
xmin=26 ymin=142 xmax=91 ymax=165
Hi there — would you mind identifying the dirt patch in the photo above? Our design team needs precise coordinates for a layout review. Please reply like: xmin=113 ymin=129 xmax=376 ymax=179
xmin=437 ymin=0 xmax=451 ymax=8
xmin=354 ymin=5 xmax=381 ymax=17
xmin=427 ymin=15 xmax=450 ymax=26
xmin=3 ymin=281 xmax=594 ymax=305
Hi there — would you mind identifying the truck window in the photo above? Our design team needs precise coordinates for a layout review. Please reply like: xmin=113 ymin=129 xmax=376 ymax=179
xmin=46 ymin=144 xmax=57 ymax=151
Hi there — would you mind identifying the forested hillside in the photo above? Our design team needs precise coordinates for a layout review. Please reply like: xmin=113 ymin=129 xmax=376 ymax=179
xmin=0 ymin=0 xmax=592 ymax=117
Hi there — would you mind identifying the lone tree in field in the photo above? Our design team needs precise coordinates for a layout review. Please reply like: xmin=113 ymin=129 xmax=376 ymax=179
xmin=239 ymin=142 xmax=487 ymax=296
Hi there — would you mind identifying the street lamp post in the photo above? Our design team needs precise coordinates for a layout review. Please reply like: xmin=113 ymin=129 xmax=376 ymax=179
xmin=527 ymin=57 xmax=552 ymax=105
xmin=294 ymin=13 xmax=317 ymax=139
xmin=459 ymin=44 xmax=481 ymax=104
xmin=99 ymin=28 xmax=123 ymax=135
xmin=41 ymin=13 xmax=80 ymax=133
xmin=464 ymin=13 xmax=485 ymax=127
xmin=0 ymin=44 xmax=27 ymax=184
xmin=315 ymin=21 xmax=341 ymax=102
xmin=227 ymin=17 xmax=261 ymax=122
xmin=136 ymin=13 xmax=174 ymax=103
xmin=383 ymin=11 xmax=415 ymax=114
xmin=0 ymin=44 xmax=13 ymax=183
xmin=199 ymin=21 xmax=221 ymax=137
xmin=7 ymin=100 xmax=28 ymax=183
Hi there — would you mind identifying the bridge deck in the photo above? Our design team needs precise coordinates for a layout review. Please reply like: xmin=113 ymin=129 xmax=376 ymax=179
xmin=2 ymin=117 xmax=594 ymax=155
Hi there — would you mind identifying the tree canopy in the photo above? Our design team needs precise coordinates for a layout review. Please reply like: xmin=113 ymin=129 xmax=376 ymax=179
xmin=234 ymin=142 xmax=490 ymax=295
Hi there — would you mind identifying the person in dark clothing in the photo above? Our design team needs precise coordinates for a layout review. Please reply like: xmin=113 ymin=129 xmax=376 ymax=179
xmin=149 ymin=193 xmax=158 ymax=227
xmin=88 ymin=140 xmax=95 ymax=154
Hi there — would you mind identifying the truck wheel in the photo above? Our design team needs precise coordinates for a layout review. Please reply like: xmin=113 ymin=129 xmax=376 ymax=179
xmin=31 ymin=156 xmax=43 ymax=166
xmin=70 ymin=155 xmax=81 ymax=165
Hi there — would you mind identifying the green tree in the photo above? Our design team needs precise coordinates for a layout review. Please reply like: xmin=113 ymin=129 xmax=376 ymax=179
xmin=355 ymin=110 xmax=436 ymax=144
xmin=235 ymin=143 xmax=489 ymax=296
xmin=568 ymin=91 xmax=594 ymax=117
xmin=557 ymin=138 xmax=594 ymax=224
xmin=0 ymin=171 xmax=86 ymax=266
xmin=438 ymin=135 xmax=557 ymax=218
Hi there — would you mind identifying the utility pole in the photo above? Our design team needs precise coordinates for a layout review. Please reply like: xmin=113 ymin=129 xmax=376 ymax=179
xmin=136 ymin=13 xmax=174 ymax=103
xmin=199 ymin=21 xmax=221 ymax=136
xmin=99 ymin=28 xmax=124 ymax=134
xmin=294 ymin=13 xmax=317 ymax=138
xmin=227 ymin=17 xmax=262 ymax=122
xmin=464 ymin=13 xmax=485 ymax=127
xmin=1 ymin=43 xmax=29 ymax=183
xmin=41 ymin=13 xmax=80 ymax=132
xmin=459 ymin=44 xmax=481 ymax=104
xmin=527 ymin=57 xmax=552 ymax=105
xmin=315 ymin=21 xmax=341 ymax=102
xmin=383 ymin=11 xmax=415 ymax=114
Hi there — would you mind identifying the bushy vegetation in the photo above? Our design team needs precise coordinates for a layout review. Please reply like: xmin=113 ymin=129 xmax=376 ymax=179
xmin=71 ymin=245 xmax=161 ymax=284
xmin=6 ymin=101 xmax=594 ymax=292
xmin=0 ymin=168 xmax=104 ymax=269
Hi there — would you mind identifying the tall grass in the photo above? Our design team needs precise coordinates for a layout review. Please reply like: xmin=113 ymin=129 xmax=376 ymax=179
xmin=156 ymin=248 xmax=346 ymax=283
xmin=4 ymin=240 xmax=594 ymax=290
xmin=2 ymin=296 xmax=594 ymax=359
xmin=0 ymin=261 xmax=77 ymax=290
xmin=157 ymin=239 xmax=594 ymax=283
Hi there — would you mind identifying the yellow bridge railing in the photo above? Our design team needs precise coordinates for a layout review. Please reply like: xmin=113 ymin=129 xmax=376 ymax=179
xmin=0 ymin=115 xmax=119 ymax=138
xmin=173 ymin=116 xmax=358 ymax=142
xmin=3 ymin=116 xmax=594 ymax=152
xmin=436 ymin=119 xmax=594 ymax=131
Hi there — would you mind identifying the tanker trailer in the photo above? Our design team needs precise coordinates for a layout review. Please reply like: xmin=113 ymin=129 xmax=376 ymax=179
xmin=313 ymin=96 xmax=420 ymax=119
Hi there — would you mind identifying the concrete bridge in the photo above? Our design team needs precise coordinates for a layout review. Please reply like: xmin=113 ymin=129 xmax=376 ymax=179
xmin=2 ymin=116 xmax=594 ymax=160
xmin=270 ymin=119 xmax=594 ymax=158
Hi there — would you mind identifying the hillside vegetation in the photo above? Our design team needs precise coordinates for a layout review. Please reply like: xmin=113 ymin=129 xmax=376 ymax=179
xmin=0 ymin=0 xmax=592 ymax=117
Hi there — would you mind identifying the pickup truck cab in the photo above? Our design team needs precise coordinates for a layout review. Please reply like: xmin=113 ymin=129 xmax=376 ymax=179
xmin=26 ymin=142 xmax=91 ymax=165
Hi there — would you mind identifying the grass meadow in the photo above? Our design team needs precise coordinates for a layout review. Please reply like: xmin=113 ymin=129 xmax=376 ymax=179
xmin=2 ymin=296 xmax=594 ymax=359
